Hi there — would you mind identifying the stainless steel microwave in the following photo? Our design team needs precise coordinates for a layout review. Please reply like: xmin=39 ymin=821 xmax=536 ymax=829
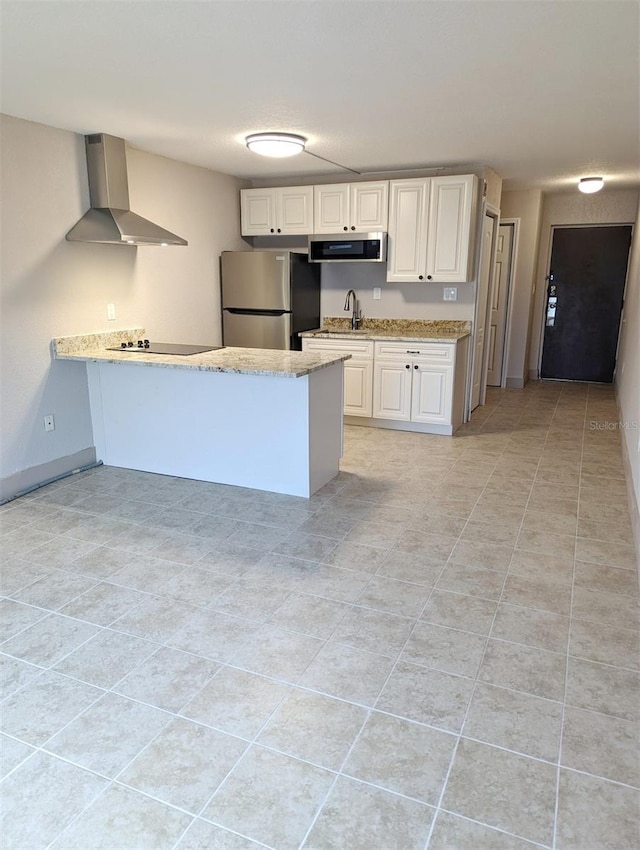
xmin=308 ymin=232 xmax=387 ymax=263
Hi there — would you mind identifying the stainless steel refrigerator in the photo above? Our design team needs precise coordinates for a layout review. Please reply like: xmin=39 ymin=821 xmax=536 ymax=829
xmin=221 ymin=251 xmax=321 ymax=350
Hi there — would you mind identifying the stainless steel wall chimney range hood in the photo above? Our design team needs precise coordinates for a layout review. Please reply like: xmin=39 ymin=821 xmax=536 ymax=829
xmin=66 ymin=134 xmax=188 ymax=246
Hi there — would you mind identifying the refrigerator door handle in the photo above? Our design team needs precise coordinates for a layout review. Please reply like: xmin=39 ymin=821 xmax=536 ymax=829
xmin=224 ymin=308 xmax=291 ymax=317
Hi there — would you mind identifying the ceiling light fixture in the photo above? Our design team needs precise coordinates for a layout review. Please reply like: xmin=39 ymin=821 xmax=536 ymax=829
xmin=244 ymin=131 xmax=361 ymax=174
xmin=245 ymin=133 xmax=306 ymax=158
xmin=578 ymin=177 xmax=604 ymax=194
xmin=244 ymin=131 xmax=481 ymax=179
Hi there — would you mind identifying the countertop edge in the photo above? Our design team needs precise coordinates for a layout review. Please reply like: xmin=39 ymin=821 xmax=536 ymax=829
xmin=54 ymin=348 xmax=352 ymax=379
xmin=300 ymin=330 xmax=471 ymax=342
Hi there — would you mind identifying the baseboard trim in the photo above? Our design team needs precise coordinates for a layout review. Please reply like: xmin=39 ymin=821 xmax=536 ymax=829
xmin=0 ymin=447 xmax=97 ymax=504
xmin=344 ymin=416 xmax=454 ymax=436
xmin=505 ymin=376 xmax=525 ymax=389
xmin=619 ymin=419 xmax=640 ymax=573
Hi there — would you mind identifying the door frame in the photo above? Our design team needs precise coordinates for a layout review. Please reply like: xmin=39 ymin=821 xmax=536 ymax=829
xmin=491 ymin=218 xmax=518 ymax=389
xmin=535 ymin=223 xmax=634 ymax=380
xmin=469 ymin=202 xmax=501 ymax=410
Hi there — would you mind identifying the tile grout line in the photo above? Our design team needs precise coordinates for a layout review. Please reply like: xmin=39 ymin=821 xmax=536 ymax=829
xmin=4 ymin=391 xmax=638 ymax=850
xmin=184 ymin=428 xmax=496 ymax=849
xmin=409 ymin=397 xmax=533 ymax=848
xmin=423 ymin=386 xmax=566 ymax=848
xmin=551 ymin=384 xmax=588 ymax=850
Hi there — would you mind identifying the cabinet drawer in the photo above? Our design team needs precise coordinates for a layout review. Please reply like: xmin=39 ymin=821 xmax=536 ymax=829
xmin=303 ymin=339 xmax=374 ymax=358
xmin=374 ymin=341 xmax=455 ymax=362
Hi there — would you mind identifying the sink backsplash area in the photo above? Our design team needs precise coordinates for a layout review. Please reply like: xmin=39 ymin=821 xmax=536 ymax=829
xmin=321 ymin=317 xmax=471 ymax=336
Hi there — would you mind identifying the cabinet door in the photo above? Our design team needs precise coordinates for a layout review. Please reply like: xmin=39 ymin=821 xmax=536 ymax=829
xmin=302 ymin=339 xmax=374 ymax=418
xmin=344 ymin=360 xmax=373 ymax=417
xmin=386 ymin=179 xmax=430 ymax=282
xmin=277 ymin=186 xmax=314 ymax=234
xmin=425 ymin=175 xmax=477 ymax=282
xmin=411 ymin=363 xmax=453 ymax=424
xmin=350 ymin=182 xmax=389 ymax=231
xmin=313 ymin=184 xmax=350 ymax=233
xmin=373 ymin=360 xmax=412 ymax=420
xmin=240 ymin=188 xmax=277 ymax=235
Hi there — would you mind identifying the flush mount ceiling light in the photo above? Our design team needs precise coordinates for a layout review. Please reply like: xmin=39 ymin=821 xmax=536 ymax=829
xmin=245 ymin=133 xmax=306 ymax=158
xmin=244 ymin=132 xmax=462 ymax=177
xmin=578 ymin=177 xmax=605 ymax=194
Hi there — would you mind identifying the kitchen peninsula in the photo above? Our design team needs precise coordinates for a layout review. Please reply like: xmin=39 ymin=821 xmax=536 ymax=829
xmin=53 ymin=331 xmax=349 ymax=497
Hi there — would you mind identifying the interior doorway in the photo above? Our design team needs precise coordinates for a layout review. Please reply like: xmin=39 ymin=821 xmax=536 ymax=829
xmin=540 ymin=225 xmax=632 ymax=382
xmin=470 ymin=212 xmax=496 ymax=410
xmin=487 ymin=223 xmax=514 ymax=386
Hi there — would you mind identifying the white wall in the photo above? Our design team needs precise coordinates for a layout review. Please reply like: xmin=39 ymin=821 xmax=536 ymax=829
xmin=0 ymin=114 xmax=248 ymax=497
xmin=319 ymin=263 xmax=475 ymax=321
xmin=529 ymin=188 xmax=639 ymax=375
xmin=615 ymin=196 xmax=640 ymax=550
xmin=251 ymin=235 xmax=477 ymax=322
xmin=251 ymin=169 xmax=488 ymax=324
xmin=499 ymin=190 xmax=543 ymax=387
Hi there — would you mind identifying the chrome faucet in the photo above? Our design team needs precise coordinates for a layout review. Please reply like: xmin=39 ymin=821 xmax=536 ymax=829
xmin=344 ymin=289 xmax=362 ymax=330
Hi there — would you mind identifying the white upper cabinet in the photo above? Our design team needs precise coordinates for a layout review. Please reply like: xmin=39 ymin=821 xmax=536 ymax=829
xmin=278 ymin=187 xmax=314 ymax=233
xmin=350 ymin=182 xmax=389 ymax=231
xmin=387 ymin=174 xmax=478 ymax=283
xmin=313 ymin=181 xmax=389 ymax=234
xmin=426 ymin=175 xmax=478 ymax=282
xmin=241 ymin=186 xmax=313 ymax=236
xmin=386 ymin=179 xmax=430 ymax=282
xmin=313 ymin=184 xmax=349 ymax=233
xmin=240 ymin=189 xmax=276 ymax=236
xmin=241 ymin=176 xmax=477 ymax=278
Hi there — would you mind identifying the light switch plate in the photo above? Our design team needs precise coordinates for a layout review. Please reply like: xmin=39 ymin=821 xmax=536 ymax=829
xmin=373 ymin=287 xmax=381 ymax=300
xmin=107 ymin=303 xmax=116 ymax=321
xmin=443 ymin=287 xmax=458 ymax=301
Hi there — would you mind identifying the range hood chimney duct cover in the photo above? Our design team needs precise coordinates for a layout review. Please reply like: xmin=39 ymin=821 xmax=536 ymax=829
xmin=66 ymin=133 xmax=188 ymax=246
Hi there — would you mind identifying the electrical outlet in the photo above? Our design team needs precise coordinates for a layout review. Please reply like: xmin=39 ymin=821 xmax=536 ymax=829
xmin=107 ymin=303 xmax=116 ymax=321
xmin=44 ymin=414 xmax=55 ymax=432
xmin=373 ymin=287 xmax=381 ymax=300
xmin=443 ymin=287 xmax=458 ymax=301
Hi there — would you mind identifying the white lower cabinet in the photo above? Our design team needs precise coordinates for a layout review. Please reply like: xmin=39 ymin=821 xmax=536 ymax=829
xmin=302 ymin=338 xmax=373 ymax=417
xmin=343 ymin=359 xmax=373 ymax=417
xmin=302 ymin=335 xmax=467 ymax=434
xmin=411 ymin=363 xmax=453 ymax=424
xmin=372 ymin=360 xmax=412 ymax=420
xmin=373 ymin=345 xmax=453 ymax=426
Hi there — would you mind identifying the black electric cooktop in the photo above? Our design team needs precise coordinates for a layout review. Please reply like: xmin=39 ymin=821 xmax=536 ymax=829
xmin=106 ymin=340 xmax=223 ymax=356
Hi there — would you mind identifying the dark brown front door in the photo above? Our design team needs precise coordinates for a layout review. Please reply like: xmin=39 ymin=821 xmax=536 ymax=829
xmin=541 ymin=225 xmax=632 ymax=383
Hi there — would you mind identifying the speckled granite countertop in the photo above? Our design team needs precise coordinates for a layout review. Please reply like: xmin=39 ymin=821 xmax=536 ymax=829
xmin=53 ymin=330 xmax=350 ymax=378
xmin=300 ymin=318 xmax=471 ymax=342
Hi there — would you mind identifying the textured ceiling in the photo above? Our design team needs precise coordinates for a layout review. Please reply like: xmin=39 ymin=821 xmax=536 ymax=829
xmin=1 ymin=0 xmax=638 ymax=191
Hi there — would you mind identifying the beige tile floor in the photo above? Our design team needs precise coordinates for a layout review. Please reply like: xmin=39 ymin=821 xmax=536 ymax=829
xmin=1 ymin=381 xmax=639 ymax=849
